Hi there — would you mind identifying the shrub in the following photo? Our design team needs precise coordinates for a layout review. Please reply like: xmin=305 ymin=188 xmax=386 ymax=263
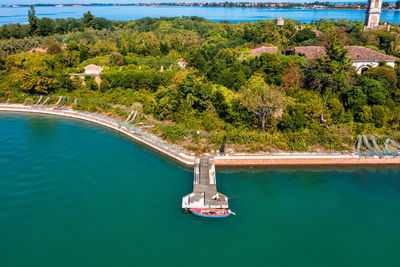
xmin=47 ymin=41 xmax=62 ymax=55
xmin=109 ymin=52 xmax=124 ymax=66
xmin=279 ymin=104 xmax=306 ymax=132
xmin=371 ymin=105 xmax=388 ymax=128
xmin=293 ymin=28 xmax=317 ymax=43
xmin=359 ymin=105 xmax=372 ymax=123
xmin=24 ymin=97 xmax=34 ymax=105
xmin=158 ymin=125 xmax=187 ymax=143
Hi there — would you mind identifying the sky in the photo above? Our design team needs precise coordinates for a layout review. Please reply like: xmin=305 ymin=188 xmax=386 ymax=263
xmin=0 ymin=0 xmax=373 ymax=4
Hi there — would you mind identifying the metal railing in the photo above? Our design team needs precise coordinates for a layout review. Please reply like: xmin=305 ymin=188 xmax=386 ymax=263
xmin=356 ymin=135 xmax=399 ymax=158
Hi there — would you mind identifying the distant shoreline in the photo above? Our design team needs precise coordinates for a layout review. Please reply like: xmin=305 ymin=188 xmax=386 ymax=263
xmin=5 ymin=3 xmax=400 ymax=13
xmin=0 ymin=3 xmax=370 ymax=11
xmin=1 ymin=104 xmax=399 ymax=167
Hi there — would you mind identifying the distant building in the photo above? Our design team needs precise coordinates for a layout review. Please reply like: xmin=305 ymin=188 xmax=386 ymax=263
xmin=293 ymin=46 xmax=396 ymax=73
xmin=312 ymin=29 xmax=322 ymax=37
xmin=295 ymin=25 xmax=322 ymax=36
xmin=365 ymin=0 xmax=382 ymax=29
xmin=178 ymin=59 xmax=188 ymax=70
xmin=27 ymin=43 xmax=67 ymax=54
xmin=70 ymin=64 xmax=104 ymax=86
xmin=345 ymin=46 xmax=395 ymax=73
xmin=294 ymin=46 xmax=326 ymax=59
xmin=276 ymin=17 xmax=284 ymax=27
xmin=27 ymin=47 xmax=47 ymax=53
xmin=84 ymin=64 xmax=104 ymax=75
xmin=252 ymin=45 xmax=395 ymax=74
xmin=241 ymin=46 xmax=278 ymax=59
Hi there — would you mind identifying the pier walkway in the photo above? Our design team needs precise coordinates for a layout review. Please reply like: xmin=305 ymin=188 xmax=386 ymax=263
xmin=182 ymin=157 xmax=228 ymax=209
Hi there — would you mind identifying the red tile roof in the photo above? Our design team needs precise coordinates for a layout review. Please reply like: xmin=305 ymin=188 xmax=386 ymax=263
xmin=84 ymin=64 xmax=103 ymax=71
xmin=294 ymin=46 xmax=396 ymax=62
xmin=27 ymin=47 xmax=47 ymax=53
xmin=248 ymin=46 xmax=278 ymax=58
xmin=344 ymin=46 xmax=396 ymax=62
xmin=294 ymin=46 xmax=326 ymax=59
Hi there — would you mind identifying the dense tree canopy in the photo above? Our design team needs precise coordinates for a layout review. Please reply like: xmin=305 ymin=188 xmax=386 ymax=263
xmin=1 ymin=13 xmax=400 ymax=152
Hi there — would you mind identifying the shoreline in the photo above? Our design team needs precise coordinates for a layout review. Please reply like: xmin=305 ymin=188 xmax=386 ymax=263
xmin=0 ymin=5 xmax=384 ymax=12
xmin=1 ymin=104 xmax=400 ymax=167
xmin=0 ymin=3 xmax=372 ymax=11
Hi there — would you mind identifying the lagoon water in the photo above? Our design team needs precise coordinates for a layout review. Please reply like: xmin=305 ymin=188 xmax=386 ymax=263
xmin=1 ymin=112 xmax=400 ymax=266
xmin=2 ymin=5 xmax=400 ymax=25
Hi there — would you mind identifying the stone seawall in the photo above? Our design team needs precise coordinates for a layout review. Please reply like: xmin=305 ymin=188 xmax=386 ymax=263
xmin=1 ymin=104 xmax=400 ymax=167
xmin=214 ymin=155 xmax=400 ymax=166
xmin=0 ymin=104 xmax=195 ymax=166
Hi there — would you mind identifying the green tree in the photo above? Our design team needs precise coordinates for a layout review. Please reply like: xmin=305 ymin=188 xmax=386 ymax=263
xmin=28 ymin=5 xmax=38 ymax=35
xmin=376 ymin=32 xmax=395 ymax=52
xmin=279 ymin=104 xmax=306 ymax=132
xmin=254 ymin=53 xmax=286 ymax=85
xmin=239 ymin=76 xmax=289 ymax=131
xmin=320 ymin=30 xmax=350 ymax=122
xmin=7 ymin=53 xmax=59 ymax=94
xmin=38 ymin=18 xmax=55 ymax=36
xmin=359 ymin=77 xmax=389 ymax=105
xmin=342 ymin=86 xmax=368 ymax=118
xmin=363 ymin=66 xmax=397 ymax=94
xmin=133 ymin=32 xmax=160 ymax=55
xmin=82 ymin=11 xmax=95 ymax=28
xmin=84 ymin=75 xmax=98 ymax=91
xmin=109 ymin=52 xmax=124 ymax=66
xmin=371 ymin=105 xmax=388 ymax=128
xmin=293 ymin=28 xmax=316 ymax=44
xmin=396 ymin=0 xmax=400 ymax=9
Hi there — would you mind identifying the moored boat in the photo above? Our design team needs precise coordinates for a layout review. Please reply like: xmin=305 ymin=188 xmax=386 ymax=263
xmin=189 ymin=208 xmax=233 ymax=218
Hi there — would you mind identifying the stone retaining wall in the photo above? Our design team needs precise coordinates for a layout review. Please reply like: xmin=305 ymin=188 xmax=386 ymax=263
xmin=1 ymin=104 xmax=400 ymax=167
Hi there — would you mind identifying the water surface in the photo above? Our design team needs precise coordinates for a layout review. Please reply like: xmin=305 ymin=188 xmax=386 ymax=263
xmin=2 ymin=5 xmax=400 ymax=25
xmin=0 ymin=112 xmax=400 ymax=266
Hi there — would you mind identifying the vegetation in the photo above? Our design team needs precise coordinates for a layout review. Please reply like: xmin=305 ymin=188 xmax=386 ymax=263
xmin=1 ymin=7 xmax=400 ymax=154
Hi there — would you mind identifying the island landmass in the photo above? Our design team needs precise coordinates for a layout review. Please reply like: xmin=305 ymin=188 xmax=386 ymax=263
xmin=1 ymin=6 xmax=400 ymax=160
xmin=1 ymin=1 xmax=400 ymax=11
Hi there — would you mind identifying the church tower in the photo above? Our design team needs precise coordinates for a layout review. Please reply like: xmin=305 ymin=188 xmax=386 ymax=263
xmin=365 ymin=0 xmax=382 ymax=29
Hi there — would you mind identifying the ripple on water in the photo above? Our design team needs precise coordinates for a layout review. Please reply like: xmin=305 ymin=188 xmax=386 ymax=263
xmin=1 ymin=113 xmax=400 ymax=267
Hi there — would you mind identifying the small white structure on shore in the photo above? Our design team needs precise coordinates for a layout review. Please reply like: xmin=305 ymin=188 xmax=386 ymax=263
xmin=70 ymin=64 xmax=104 ymax=86
xmin=178 ymin=59 xmax=188 ymax=70
xmin=276 ymin=17 xmax=284 ymax=26
xmin=84 ymin=64 xmax=104 ymax=75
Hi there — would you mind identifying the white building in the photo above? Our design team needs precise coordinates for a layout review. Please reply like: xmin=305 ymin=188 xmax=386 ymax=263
xmin=345 ymin=46 xmax=395 ymax=73
xmin=178 ymin=59 xmax=188 ymax=70
xmin=276 ymin=17 xmax=284 ymax=27
xmin=84 ymin=64 xmax=104 ymax=75
xmin=293 ymin=46 xmax=396 ymax=74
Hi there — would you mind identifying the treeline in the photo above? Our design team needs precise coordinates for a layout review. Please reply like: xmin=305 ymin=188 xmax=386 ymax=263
xmin=0 ymin=6 xmax=115 ymax=39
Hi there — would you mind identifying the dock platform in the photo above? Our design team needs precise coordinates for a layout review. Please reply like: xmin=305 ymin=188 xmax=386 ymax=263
xmin=182 ymin=157 xmax=228 ymax=209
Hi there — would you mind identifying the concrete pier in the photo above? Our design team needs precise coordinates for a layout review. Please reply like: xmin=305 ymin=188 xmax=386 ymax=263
xmin=182 ymin=157 xmax=228 ymax=209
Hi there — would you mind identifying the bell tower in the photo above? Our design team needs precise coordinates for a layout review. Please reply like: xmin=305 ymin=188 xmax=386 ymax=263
xmin=365 ymin=0 xmax=382 ymax=29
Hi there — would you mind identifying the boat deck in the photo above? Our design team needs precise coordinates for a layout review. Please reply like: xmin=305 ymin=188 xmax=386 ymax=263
xmin=182 ymin=157 xmax=228 ymax=209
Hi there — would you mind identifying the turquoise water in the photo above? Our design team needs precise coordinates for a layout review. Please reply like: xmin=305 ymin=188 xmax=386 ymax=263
xmin=2 ymin=5 xmax=400 ymax=25
xmin=1 ymin=112 xmax=400 ymax=266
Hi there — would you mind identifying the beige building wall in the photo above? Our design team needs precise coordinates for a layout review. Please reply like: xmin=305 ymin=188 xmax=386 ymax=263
xmin=365 ymin=0 xmax=382 ymax=28
xmin=352 ymin=61 xmax=395 ymax=74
